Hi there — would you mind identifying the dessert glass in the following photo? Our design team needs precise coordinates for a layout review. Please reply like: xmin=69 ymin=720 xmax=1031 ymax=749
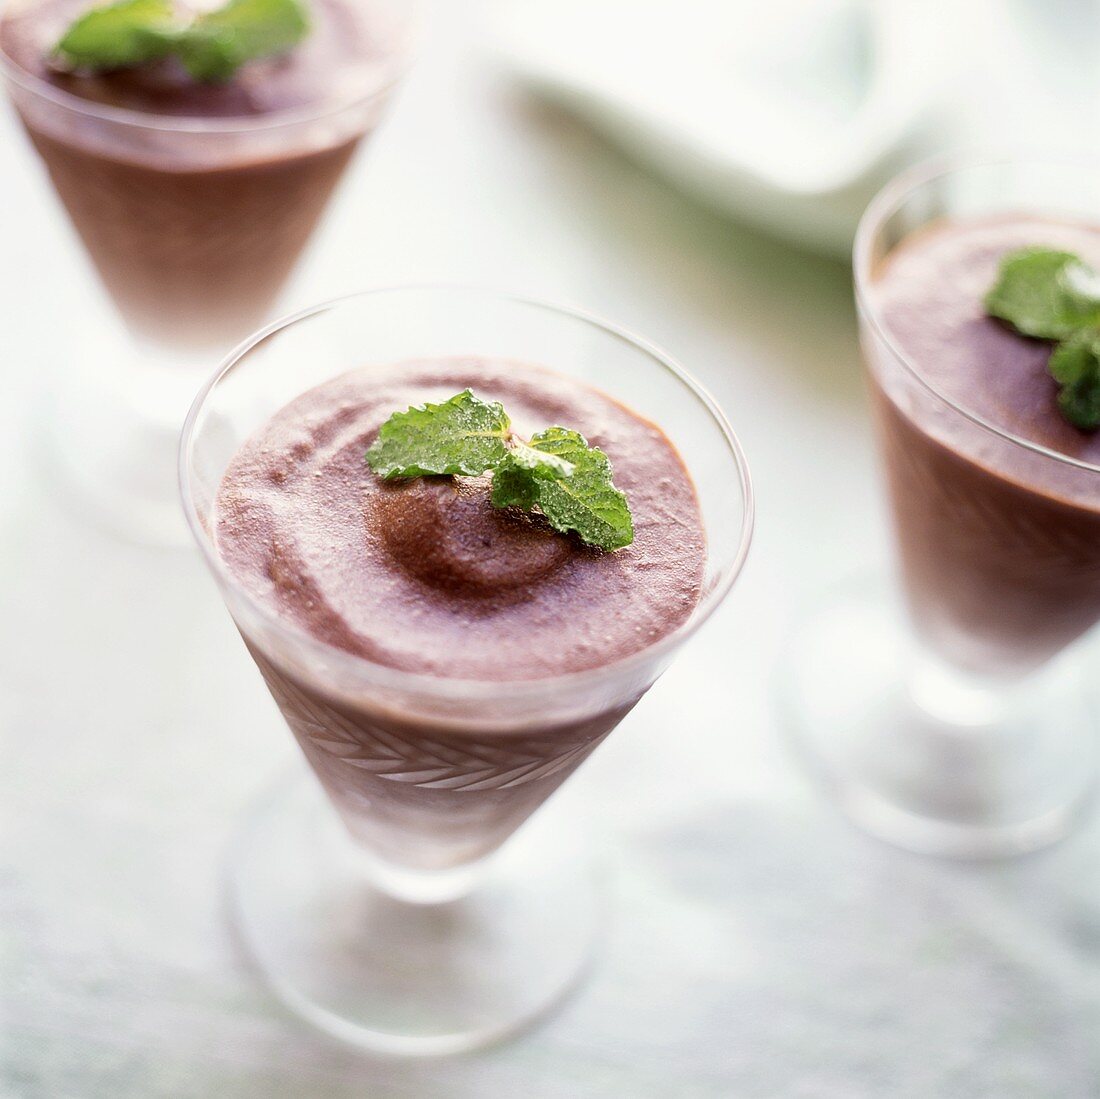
xmin=0 ymin=0 xmax=419 ymax=542
xmin=180 ymin=286 xmax=754 ymax=1054
xmin=785 ymin=159 xmax=1100 ymax=859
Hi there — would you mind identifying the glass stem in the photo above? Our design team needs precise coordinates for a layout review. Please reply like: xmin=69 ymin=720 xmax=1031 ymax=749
xmin=335 ymin=823 xmax=491 ymax=906
xmin=364 ymin=857 xmax=490 ymax=906
xmin=905 ymin=646 xmax=1012 ymax=729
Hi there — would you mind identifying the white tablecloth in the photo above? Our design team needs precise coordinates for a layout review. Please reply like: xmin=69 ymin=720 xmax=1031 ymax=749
xmin=2 ymin=2 xmax=1098 ymax=1095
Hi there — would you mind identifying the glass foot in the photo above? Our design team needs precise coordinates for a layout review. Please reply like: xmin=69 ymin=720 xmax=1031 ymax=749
xmin=226 ymin=774 xmax=606 ymax=1056
xmin=779 ymin=579 xmax=1098 ymax=859
xmin=45 ymin=346 xmax=209 ymax=546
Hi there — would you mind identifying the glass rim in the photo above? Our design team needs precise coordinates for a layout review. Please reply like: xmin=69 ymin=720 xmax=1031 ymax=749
xmin=179 ymin=283 xmax=756 ymax=702
xmin=853 ymin=152 xmax=1100 ymax=477
xmin=0 ymin=0 xmax=421 ymax=135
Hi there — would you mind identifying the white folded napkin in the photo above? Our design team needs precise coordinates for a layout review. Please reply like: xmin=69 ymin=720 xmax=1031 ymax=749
xmin=488 ymin=0 xmax=952 ymax=256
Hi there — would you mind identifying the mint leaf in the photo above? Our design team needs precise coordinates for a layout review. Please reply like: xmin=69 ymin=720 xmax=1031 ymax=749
xmin=366 ymin=390 xmax=512 ymax=478
xmin=506 ymin=437 xmax=575 ymax=479
xmin=54 ymin=0 xmax=178 ymax=71
xmin=985 ymin=245 xmax=1100 ymax=431
xmin=177 ymin=0 xmax=309 ymax=81
xmin=489 ymin=462 xmax=541 ymax=511
xmin=366 ymin=392 xmax=636 ymax=550
xmin=1049 ymin=334 xmax=1100 ymax=431
xmin=985 ymin=248 xmax=1100 ymax=340
xmin=489 ymin=437 xmax=575 ymax=514
xmin=492 ymin=427 xmax=634 ymax=551
xmin=52 ymin=0 xmax=309 ymax=80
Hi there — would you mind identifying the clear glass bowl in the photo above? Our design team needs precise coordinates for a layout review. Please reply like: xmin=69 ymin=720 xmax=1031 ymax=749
xmin=180 ymin=285 xmax=754 ymax=1054
xmin=784 ymin=158 xmax=1100 ymax=859
xmin=1 ymin=0 xmax=420 ymax=542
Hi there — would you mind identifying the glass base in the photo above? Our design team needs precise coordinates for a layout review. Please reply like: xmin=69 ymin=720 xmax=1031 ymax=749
xmin=225 ymin=773 xmax=607 ymax=1056
xmin=780 ymin=579 xmax=1098 ymax=859
xmin=45 ymin=341 xmax=210 ymax=546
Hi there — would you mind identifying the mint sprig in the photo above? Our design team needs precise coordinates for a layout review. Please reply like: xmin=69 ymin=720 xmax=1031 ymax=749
xmin=52 ymin=0 xmax=177 ymax=70
xmin=365 ymin=390 xmax=511 ymax=478
xmin=491 ymin=428 xmax=634 ymax=550
xmin=1049 ymin=334 xmax=1100 ymax=431
xmin=985 ymin=248 xmax=1100 ymax=339
xmin=985 ymin=246 xmax=1100 ymax=430
xmin=53 ymin=0 xmax=309 ymax=82
xmin=365 ymin=391 xmax=634 ymax=551
xmin=176 ymin=0 xmax=309 ymax=81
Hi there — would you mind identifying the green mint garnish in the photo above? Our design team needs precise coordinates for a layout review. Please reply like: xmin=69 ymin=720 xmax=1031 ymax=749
xmin=52 ymin=0 xmax=177 ymax=71
xmin=175 ymin=0 xmax=310 ymax=81
xmin=985 ymin=246 xmax=1100 ymax=430
xmin=365 ymin=390 xmax=512 ymax=478
xmin=365 ymin=391 xmax=635 ymax=551
xmin=53 ymin=0 xmax=309 ymax=82
xmin=490 ymin=428 xmax=634 ymax=550
xmin=985 ymin=248 xmax=1100 ymax=339
xmin=1049 ymin=334 xmax=1100 ymax=431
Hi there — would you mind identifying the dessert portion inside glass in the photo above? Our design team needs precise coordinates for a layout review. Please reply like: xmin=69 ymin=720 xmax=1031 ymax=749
xmin=0 ymin=0 xmax=418 ymax=541
xmin=785 ymin=159 xmax=1100 ymax=858
xmin=181 ymin=287 xmax=753 ymax=1055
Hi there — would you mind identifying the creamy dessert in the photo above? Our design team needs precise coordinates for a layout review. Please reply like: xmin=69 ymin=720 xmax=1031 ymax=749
xmin=214 ymin=358 xmax=707 ymax=868
xmin=868 ymin=218 xmax=1100 ymax=675
xmin=0 ymin=0 xmax=405 ymax=348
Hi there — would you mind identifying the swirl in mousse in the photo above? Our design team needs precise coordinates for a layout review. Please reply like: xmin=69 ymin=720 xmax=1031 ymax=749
xmin=214 ymin=359 xmax=707 ymax=871
xmin=0 ymin=0 xmax=411 ymax=348
xmin=868 ymin=218 xmax=1100 ymax=676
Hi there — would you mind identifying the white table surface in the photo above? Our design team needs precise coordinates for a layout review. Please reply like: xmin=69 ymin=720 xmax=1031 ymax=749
xmin=2 ymin=3 xmax=1099 ymax=1096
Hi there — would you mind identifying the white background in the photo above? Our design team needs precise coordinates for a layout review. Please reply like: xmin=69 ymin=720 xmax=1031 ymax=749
xmin=1 ymin=2 xmax=1098 ymax=1095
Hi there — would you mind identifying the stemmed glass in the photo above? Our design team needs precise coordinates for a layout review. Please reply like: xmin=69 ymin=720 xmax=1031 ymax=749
xmin=785 ymin=159 xmax=1100 ymax=859
xmin=0 ymin=0 xmax=419 ymax=542
xmin=180 ymin=286 xmax=754 ymax=1054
